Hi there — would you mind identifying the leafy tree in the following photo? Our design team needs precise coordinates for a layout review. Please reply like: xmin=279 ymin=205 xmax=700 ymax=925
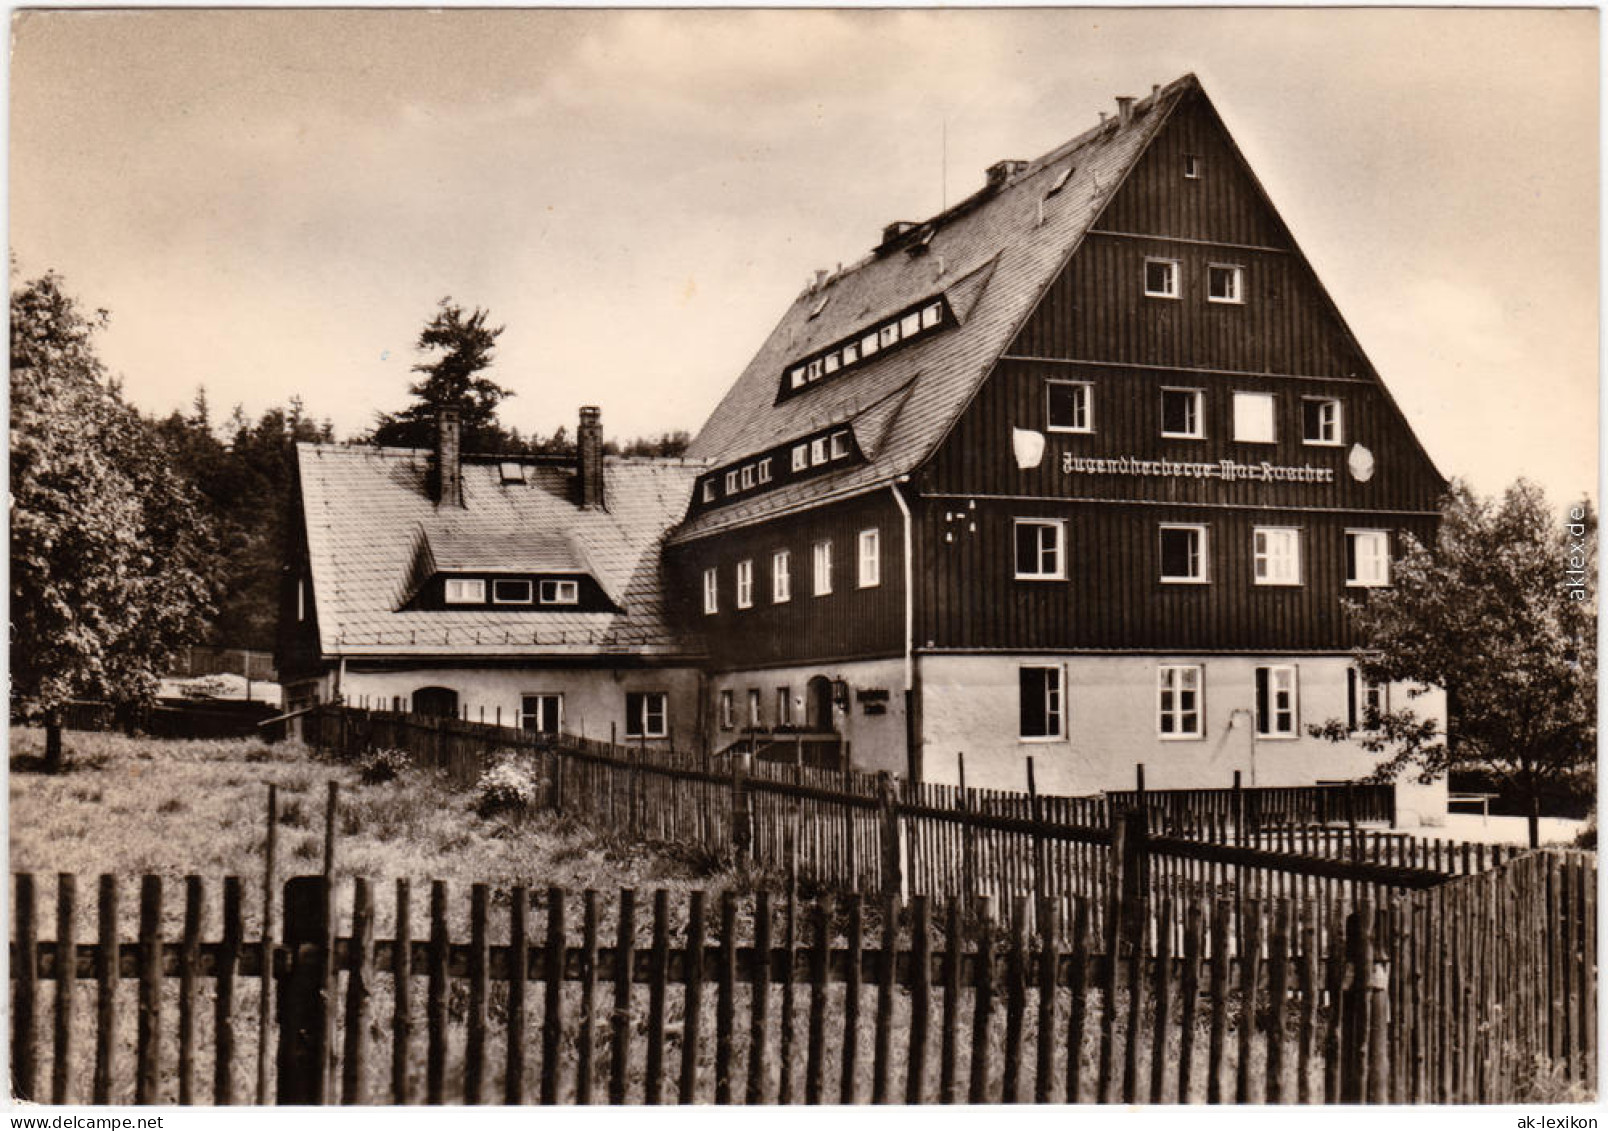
xmin=1310 ymin=479 xmax=1596 ymax=846
xmin=11 ymin=272 xmax=215 ymax=769
xmin=372 ymin=298 xmax=513 ymax=451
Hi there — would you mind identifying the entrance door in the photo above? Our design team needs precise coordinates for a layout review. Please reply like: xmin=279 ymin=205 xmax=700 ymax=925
xmin=521 ymin=694 xmax=563 ymax=736
xmin=412 ymin=686 xmax=459 ymax=718
xmin=806 ymin=676 xmax=835 ymax=732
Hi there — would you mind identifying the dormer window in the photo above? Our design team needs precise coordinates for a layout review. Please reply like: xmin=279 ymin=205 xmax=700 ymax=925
xmin=757 ymin=458 xmax=773 ymax=484
xmin=702 ymin=480 xmax=716 ymax=503
xmin=792 ymin=445 xmax=808 ymax=472
xmin=829 ymin=432 xmax=850 ymax=460
xmin=444 ymin=579 xmax=485 ymax=604
xmin=539 ymin=579 xmax=579 ymax=605
xmin=811 ymin=438 xmax=828 ymax=465
xmin=725 ymin=470 xmax=740 ymax=493
xmin=493 ymin=579 xmax=533 ymax=604
xmin=780 ymin=294 xmax=952 ymax=400
xmin=1047 ymin=165 xmax=1074 ymax=196
xmin=499 ymin=462 xmax=526 ymax=484
xmin=740 ymin=466 xmax=755 ymax=490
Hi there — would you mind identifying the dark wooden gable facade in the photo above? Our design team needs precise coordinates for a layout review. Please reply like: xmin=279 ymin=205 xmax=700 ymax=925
xmin=913 ymin=83 xmax=1445 ymax=654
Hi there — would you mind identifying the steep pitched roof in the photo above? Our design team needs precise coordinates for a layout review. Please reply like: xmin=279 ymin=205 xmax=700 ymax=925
xmin=297 ymin=444 xmax=704 ymax=659
xmin=673 ymin=74 xmax=1197 ymax=543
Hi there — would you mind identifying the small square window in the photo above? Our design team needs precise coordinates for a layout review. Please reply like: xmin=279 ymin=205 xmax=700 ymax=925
xmin=1233 ymin=392 xmax=1276 ymax=443
xmin=1145 ymin=258 xmax=1180 ymax=299
xmin=829 ymin=432 xmax=850 ymax=460
xmin=1207 ymin=264 xmax=1243 ymax=304
xmin=809 ymin=294 xmax=830 ymax=319
xmin=824 ymin=353 xmax=840 ymax=375
xmin=499 ymin=462 xmax=526 ymax=484
xmin=806 ymin=359 xmax=823 ymax=381
xmin=1255 ymin=666 xmax=1298 ymax=737
xmin=1161 ymin=388 xmax=1204 ymax=439
xmin=900 ymin=312 xmax=921 ymax=338
xmin=1014 ymin=519 xmax=1065 ymax=580
xmin=757 ymin=458 xmax=773 ymax=484
xmin=1184 ymin=154 xmax=1202 ymax=179
xmin=444 ymin=579 xmax=485 ymax=604
xmin=1253 ymin=527 xmax=1301 ymax=586
xmin=861 ymin=332 xmax=880 ymax=358
xmin=791 ymin=445 xmax=809 ymax=472
xmin=740 ymin=465 xmax=755 ymax=490
xmin=1346 ymin=530 xmax=1391 ymax=587
xmin=520 ymin=693 xmax=563 ymax=736
xmin=1047 ymin=165 xmax=1074 ymax=196
xmin=492 ymin=579 xmax=533 ymax=604
xmin=1046 ymin=381 xmax=1093 ymax=433
xmin=1303 ymin=398 xmax=1343 ymax=445
xmin=1019 ymin=666 xmax=1064 ymax=740
xmin=736 ymin=559 xmax=754 ymax=609
xmin=702 ymin=480 xmax=716 ymax=503
xmin=921 ymin=302 xmax=943 ymax=329
xmin=789 ymin=367 xmax=807 ymax=390
xmin=539 ymin=579 xmax=579 ymax=605
xmin=626 ymin=691 xmax=668 ymax=739
xmin=810 ymin=438 xmax=828 ymax=465
xmin=1158 ymin=665 xmax=1203 ymax=738
xmin=842 ymin=342 xmax=860 ymax=365
xmin=1160 ymin=525 xmax=1208 ymax=583
xmin=879 ymin=324 xmax=899 ymax=349
xmin=725 ymin=470 xmax=740 ymax=493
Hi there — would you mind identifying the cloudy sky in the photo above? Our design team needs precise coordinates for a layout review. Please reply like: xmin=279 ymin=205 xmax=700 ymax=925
xmin=11 ymin=8 xmax=1599 ymax=506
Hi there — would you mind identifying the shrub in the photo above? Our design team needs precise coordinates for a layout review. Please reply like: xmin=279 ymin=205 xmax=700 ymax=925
xmin=1574 ymin=810 xmax=1596 ymax=850
xmin=358 ymin=746 xmax=411 ymax=785
xmin=278 ymin=798 xmax=310 ymax=828
xmin=473 ymin=754 xmax=542 ymax=819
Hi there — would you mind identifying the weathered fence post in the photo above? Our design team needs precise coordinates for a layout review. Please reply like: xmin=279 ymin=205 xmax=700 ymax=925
xmin=1027 ymin=757 xmax=1047 ymax=910
xmin=276 ymin=876 xmax=333 ymax=1104
xmin=878 ymin=772 xmax=903 ymax=902
xmin=1232 ymin=770 xmax=1245 ymax=847
xmin=731 ymin=750 xmax=752 ymax=858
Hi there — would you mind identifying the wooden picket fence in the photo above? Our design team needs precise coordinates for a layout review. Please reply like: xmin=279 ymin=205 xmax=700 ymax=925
xmin=10 ymin=840 xmax=1593 ymax=1105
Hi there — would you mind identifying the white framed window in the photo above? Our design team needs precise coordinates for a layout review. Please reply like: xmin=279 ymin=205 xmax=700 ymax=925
xmin=857 ymin=528 xmax=881 ymax=588
xmin=806 ymin=359 xmax=823 ymax=381
xmin=791 ymin=444 xmax=808 ymax=472
xmin=921 ymin=302 xmax=943 ymax=329
xmin=493 ymin=579 xmax=534 ymax=604
xmin=735 ymin=559 xmax=754 ymax=609
xmin=1348 ymin=668 xmax=1388 ymax=731
xmin=812 ymin=540 xmax=833 ymax=596
xmin=1046 ymin=380 xmax=1093 ymax=433
xmin=740 ymin=465 xmax=755 ymax=490
xmin=702 ymin=567 xmax=718 ymax=615
xmin=1303 ymin=397 xmax=1343 ymax=445
xmin=1019 ymin=666 xmax=1064 ymax=740
xmin=747 ymin=688 xmax=762 ymax=728
xmin=1253 ymin=527 xmax=1302 ymax=586
xmin=1232 ymin=392 xmax=1276 ymax=443
xmin=776 ymin=687 xmax=793 ymax=727
xmin=1158 ymin=665 xmax=1203 ymax=738
xmin=879 ymin=324 xmax=899 ymax=349
xmin=1184 ymin=154 xmax=1202 ymax=179
xmin=520 ymin=693 xmax=563 ymax=736
xmin=626 ymin=691 xmax=668 ymax=739
xmin=772 ymin=550 xmax=792 ymax=603
xmin=900 ymin=312 xmax=921 ymax=338
xmin=702 ymin=480 xmax=716 ymax=503
xmin=444 ymin=578 xmax=485 ymax=604
xmin=1207 ymin=264 xmax=1244 ymax=304
xmin=861 ymin=332 xmax=880 ymax=358
xmin=1161 ymin=388 xmax=1204 ymax=439
xmin=1014 ymin=519 xmax=1065 ymax=580
xmin=830 ymin=431 xmax=850 ymax=460
xmin=1144 ymin=257 xmax=1180 ymax=299
xmin=719 ymin=689 xmax=734 ymax=730
xmin=725 ymin=469 xmax=740 ymax=493
xmin=842 ymin=342 xmax=859 ymax=365
xmin=757 ymin=458 xmax=773 ymax=484
xmin=824 ymin=353 xmax=841 ymax=375
xmin=1159 ymin=524 xmax=1208 ymax=583
xmin=1346 ymin=530 xmax=1391 ymax=587
xmin=810 ymin=438 xmax=828 ymax=465
xmin=539 ymin=579 xmax=579 ymax=605
xmin=1256 ymin=665 xmax=1298 ymax=737
xmin=790 ymin=367 xmax=807 ymax=390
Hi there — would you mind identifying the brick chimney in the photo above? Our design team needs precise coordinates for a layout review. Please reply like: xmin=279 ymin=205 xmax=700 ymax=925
xmin=577 ymin=405 xmax=605 ymax=510
xmin=432 ymin=407 xmax=463 ymax=508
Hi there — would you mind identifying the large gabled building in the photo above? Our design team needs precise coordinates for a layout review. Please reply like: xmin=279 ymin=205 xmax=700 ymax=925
xmin=664 ymin=73 xmax=1447 ymax=821
xmin=283 ymin=74 xmax=1449 ymax=823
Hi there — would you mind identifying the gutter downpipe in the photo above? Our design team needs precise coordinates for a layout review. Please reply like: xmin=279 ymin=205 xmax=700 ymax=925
xmin=891 ymin=480 xmax=922 ymax=783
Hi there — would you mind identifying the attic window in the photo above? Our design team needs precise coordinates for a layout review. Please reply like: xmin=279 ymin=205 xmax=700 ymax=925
xmin=539 ymin=580 xmax=579 ymax=605
xmin=499 ymin=462 xmax=526 ymax=484
xmin=1046 ymin=165 xmax=1074 ymax=196
xmin=809 ymin=294 xmax=830 ymax=319
xmin=444 ymin=579 xmax=485 ymax=604
xmin=1184 ymin=154 xmax=1202 ymax=180
xmin=493 ymin=579 xmax=533 ymax=604
xmin=779 ymin=294 xmax=953 ymax=400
